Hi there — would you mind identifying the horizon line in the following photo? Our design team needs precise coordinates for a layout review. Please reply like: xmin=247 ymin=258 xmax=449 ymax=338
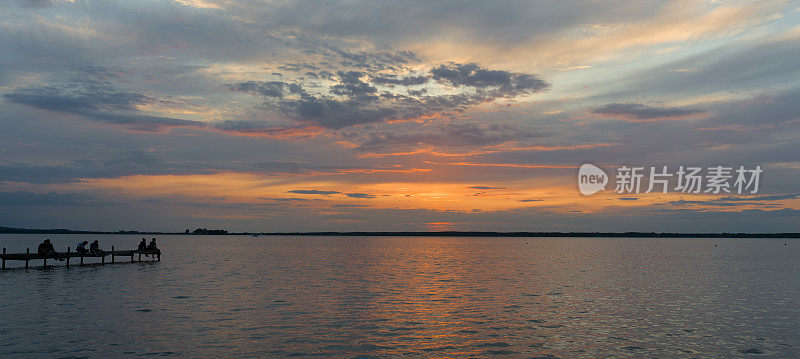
xmin=1 ymin=226 xmax=798 ymax=238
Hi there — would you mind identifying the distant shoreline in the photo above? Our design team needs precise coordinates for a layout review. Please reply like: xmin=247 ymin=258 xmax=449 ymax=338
xmin=1 ymin=226 xmax=798 ymax=238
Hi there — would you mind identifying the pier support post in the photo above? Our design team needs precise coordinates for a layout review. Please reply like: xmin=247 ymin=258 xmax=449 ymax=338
xmin=138 ymin=253 xmax=141 ymax=262
xmin=2 ymin=248 xmax=5 ymax=270
xmin=66 ymin=247 xmax=70 ymax=268
xmin=43 ymin=256 xmax=47 ymax=267
xmin=102 ymin=254 xmax=105 ymax=264
xmin=130 ymin=253 xmax=134 ymax=263
xmin=111 ymin=246 xmax=115 ymax=263
xmin=80 ymin=254 xmax=84 ymax=266
xmin=25 ymin=248 xmax=29 ymax=269
xmin=157 ymin=252 xmax=160 ymax=261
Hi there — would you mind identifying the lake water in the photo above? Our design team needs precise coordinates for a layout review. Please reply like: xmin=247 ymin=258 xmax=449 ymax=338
xmin=0 ymin=234 xmax=798 ymax=358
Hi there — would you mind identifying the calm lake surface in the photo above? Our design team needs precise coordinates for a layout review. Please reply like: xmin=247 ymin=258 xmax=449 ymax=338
xmin=0 ymin=234 xmax=798 ymax=358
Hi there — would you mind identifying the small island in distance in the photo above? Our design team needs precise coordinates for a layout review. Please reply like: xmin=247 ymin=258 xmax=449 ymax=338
xmin=1 ymin=226 xmax=798 ymax=238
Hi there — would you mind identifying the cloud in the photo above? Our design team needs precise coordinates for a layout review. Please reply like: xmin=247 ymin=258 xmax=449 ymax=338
xmin=329 ymin=71 xmax=379 ymax=99
xmin=287 ymin=189 xmax=340 ymax=195
xmin=591 ymin=103 xmax=704 ymax=121
xmin=4 ymin=81 xmax=205 ymax=131
xmin=666 ymin=199 xmax=770 ymax=207
xmin=281 ymin=98 xmax=402 ymax=128
xmin=211 ymin=120 xmax=323 ymax=138
xmin=4 ymin=84 xmax=147 ymax=112
xmin=0 ymin=191 xmax=97 ymax=206
xmin=15 ymin=0 xmax=56 ymax=8
xmin=259 ymin=197 xmax=310 ymax=202
xmin=468 ymin=186 xmax=506 ymax=190
xmin=229 ymin=0 xmax=673 ymax=55
xmin=663 ymin=193 xmax=798 ymax=207
xmin=344 ymin=192 xmax=375 ymax=198
xmin=286 ymin=190 xmax=376 ymax=198
xmin=717 ymin=193 xmax=800 ymax=202
xmin=430 ymin=63 xmax=548 ymax=96
xmin=353 ymin=123 xmax=538 ymax=152
xmin=328 ymin=48 xmax=421 ymax=70
xmin=103 ymin=150 xmax=163 ymax=168
xmin=229 ymin=63 xmax=549 ymax=129
xmin=370 ymin=75 xmax=430 ymax=86
xmin=615 ymin=29 xmax=800 ymax=99
xmin=0 ymin=150 xmax=214 ymax=184
xmin=0 ymin=162 xmax=90 ymax=184
xmin=229 ymin=81 xmax=305 ymax=98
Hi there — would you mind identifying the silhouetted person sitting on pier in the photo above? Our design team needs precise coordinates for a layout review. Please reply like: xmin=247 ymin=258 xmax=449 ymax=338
xmin=37 ymin=239 xmax=63 ymax=261
xmin=76 ymin=241 xmax=89 ymax=255
xmin=139 ymin=238 xmax=152 ymax=257
xmin=147 ymin=238 xmax=160 ymax=254
xmin=89 ymin=240 xmax=103 ymax=256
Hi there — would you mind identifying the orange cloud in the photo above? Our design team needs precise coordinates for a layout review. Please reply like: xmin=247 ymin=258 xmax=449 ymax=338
xmin=212 ymin=125 xmax=325 ymax=139
xmin=424 ymin=161 xmax=576 ymax=169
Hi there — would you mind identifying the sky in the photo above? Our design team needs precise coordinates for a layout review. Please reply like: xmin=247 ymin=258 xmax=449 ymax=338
xmin=1 ymin=0 xmax=799 ymax=232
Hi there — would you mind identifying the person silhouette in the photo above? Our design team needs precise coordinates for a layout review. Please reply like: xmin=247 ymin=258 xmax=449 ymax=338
xmin=89 ymin=240 xmax=103 ymax=256
xmin=76 ymin=241 xmax=89 ymax=255
xmin=147 ymin=238 xmax=161 ymax=256
xmin=37 ymin=239 xmax=63 ymax=261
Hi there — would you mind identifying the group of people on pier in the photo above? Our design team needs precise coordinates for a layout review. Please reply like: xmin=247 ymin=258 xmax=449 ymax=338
xmin=35 ymin=238 xmax=159 ymax=260
xmin=138 ymin=238 xmax=160 ymax=257
xmin=76 ymin=240 xmax=103 ymax=256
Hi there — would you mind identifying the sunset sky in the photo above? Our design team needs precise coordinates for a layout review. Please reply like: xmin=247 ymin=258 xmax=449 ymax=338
xmin=1 ymin=0 xmax=799 ymax=232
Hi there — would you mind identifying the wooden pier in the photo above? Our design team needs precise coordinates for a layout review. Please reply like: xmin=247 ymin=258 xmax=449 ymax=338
xmin=1 ymin=245 xmax=161 ymax=269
